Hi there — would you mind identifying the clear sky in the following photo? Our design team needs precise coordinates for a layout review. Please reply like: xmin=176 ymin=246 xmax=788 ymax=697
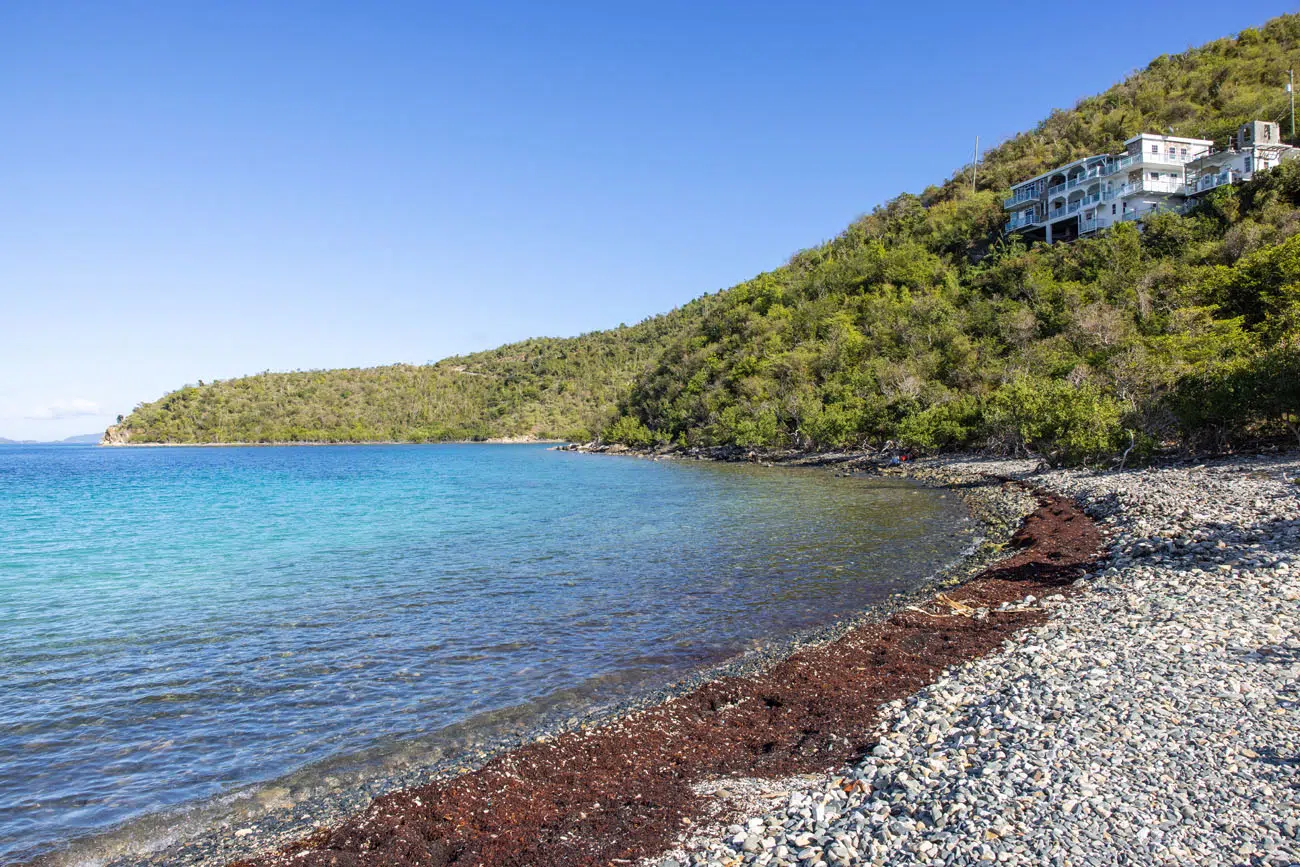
xmin=1 ymin=1 xmax=1294 ymax=440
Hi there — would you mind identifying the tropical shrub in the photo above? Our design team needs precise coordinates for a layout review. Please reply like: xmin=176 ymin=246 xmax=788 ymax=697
xmin=985 ymin=377 xmax=1126 ymax=465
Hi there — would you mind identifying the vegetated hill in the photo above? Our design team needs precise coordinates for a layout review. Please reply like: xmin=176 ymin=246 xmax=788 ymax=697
xmin=112 ymin=303 xmax=712 ymax=443
xmin=0 ymin=435 xmax=99 ymax=444
xmin=115 ymin=14 xmax=1300 ymax=459
xmin=604 ymin=14 xmax=1300 ymax=462
xmin=941 ymin=19 xmax=1300 ymax=202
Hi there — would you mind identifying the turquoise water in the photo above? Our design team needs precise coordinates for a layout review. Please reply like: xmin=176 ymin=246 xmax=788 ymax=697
xmin=0 ymin=444 xmax=972 ymax=864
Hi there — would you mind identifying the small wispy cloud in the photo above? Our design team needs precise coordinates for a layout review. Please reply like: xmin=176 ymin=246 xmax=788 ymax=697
xmin=26 ymin=399 xmax=103 ymax=420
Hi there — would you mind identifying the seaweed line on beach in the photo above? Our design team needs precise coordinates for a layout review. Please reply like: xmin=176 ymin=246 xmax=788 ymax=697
xmin=207 ymin=467 xmax=1099 ymax=867
xmin=64 ymin=463 xmax=1027 ymax=867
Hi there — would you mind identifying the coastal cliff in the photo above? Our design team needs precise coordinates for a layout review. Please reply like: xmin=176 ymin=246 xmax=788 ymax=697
xmin=101 ymin=424 xmax=130 ymax=446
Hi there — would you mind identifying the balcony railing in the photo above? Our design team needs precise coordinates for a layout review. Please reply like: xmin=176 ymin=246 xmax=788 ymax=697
xmin=1113 ymin=149 xmax=1206 ymax=171
xmin=1113 ymin=152 xmax=1143 ymax=171
xmin=1078 ymin=218 xmax=1098 ymax=233
xmin=1046 ymin=182 xmax=1068 ymax=198
xmin=1060 ymin=194 xmax=1105 ymax=215
xmin=1064 ymin=165 xmax=1110 ymax=190
xmin=1003 ymin=186 xmax=1040 ymax=208
xmin=1194 ymin=170 xmax=1241 ymax=192
xmin=1119 ymin=203 xmax=1177 ymax=223
xmin=1117 ymin=178 xmax=1185 ymax=196
xmin=1004 ymin=210 xmax=1041 ymax=231
xmin=1047 ymin=177 xmax=1201 ymax=218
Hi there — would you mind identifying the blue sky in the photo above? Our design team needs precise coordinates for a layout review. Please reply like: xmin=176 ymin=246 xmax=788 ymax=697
xmin=1 ymin=1 xmax=1293 ymax=439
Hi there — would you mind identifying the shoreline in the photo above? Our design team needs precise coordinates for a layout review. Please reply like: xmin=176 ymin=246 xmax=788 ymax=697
xmin=129 ymin=465 xmax=1086 ymax=867
xmin=46 ymin=459 xmax=1033 ymax=867
xmin=223 ymin=473 xmax=1099 ymax=867
xmin=662 ymin=452 xmax=1300 ymax=866
xmin=44 ymin=450 xmax=1297 ymax=866
xmin=97 ymin=438 xmax=570 ymax=448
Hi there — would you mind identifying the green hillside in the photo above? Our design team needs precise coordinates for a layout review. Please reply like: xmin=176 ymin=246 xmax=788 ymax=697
xmin=606 ymin=14 xmax=1300 ymax=462
xmin=113 ymin=305 xmax=711 ymax=444
xmin=113 ymin=14 xmax=1300 ymax=461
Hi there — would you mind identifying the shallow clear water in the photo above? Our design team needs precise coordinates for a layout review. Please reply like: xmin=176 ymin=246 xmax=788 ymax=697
xmin=0 ymin=444 xmax=972 ymax=864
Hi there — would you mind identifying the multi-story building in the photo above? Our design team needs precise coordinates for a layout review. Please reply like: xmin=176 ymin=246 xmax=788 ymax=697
xmin=1003 ymin=121 xmax=1298 ymax=243
xmin=1184 ymin=121 xmax=1296 ymax=197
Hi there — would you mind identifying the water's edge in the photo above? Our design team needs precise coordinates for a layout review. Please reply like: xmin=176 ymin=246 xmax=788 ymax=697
xmin=99 ymin=439 xmax=568 ymax=447
xmin=24 ymin=460 xmax=1039 ymax=867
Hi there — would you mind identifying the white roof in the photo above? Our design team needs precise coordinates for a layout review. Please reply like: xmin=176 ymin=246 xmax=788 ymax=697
xmin=1123 ymin=132 xmax=1214 ymax=146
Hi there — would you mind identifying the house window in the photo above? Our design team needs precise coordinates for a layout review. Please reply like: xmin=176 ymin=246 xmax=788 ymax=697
xmin=1180 ymin=148 xmax=1188 ymax=158
xmin=1149 ymin=171 xmax=1159 ymax=180
xmin=1245 ymin=155 xmax=1253 ymax=172
xmin=1112 ymin=204 xmax=1117 ymax=215
xmin=1151 ymin=144 xmax=1159 ymax=154
xmin=1264 ymin=126 xmax=1272 ymax=141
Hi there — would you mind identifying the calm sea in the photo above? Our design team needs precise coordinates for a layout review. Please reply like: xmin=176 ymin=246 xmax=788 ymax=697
xmin=0 ymin=444 xmax=973 ymax=864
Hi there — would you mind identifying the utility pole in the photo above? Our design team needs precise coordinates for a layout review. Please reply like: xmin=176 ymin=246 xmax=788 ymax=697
xmin=972 ymin=135 xmax=979 ymax=192
xmin=1290 ymin=68 xmax=1296 ymax=140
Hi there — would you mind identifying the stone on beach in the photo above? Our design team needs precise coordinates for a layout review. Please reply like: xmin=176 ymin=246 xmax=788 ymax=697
xmin=106 ymin=452 xmax=1300 ymax=867
xmin=660 ymin=454 xmax=1300 ymax=867
xmin=215 ymin=465 xmax=1090 ymax=867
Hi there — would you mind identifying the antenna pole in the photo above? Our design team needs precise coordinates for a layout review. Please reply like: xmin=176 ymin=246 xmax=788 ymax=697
xmin=1291 ymin=68 xmax=1296 ymax=140
xmin=972 ymin=135 xmax=979 ymax=192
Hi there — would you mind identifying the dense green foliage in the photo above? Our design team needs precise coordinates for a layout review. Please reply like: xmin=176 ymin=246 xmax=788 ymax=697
xmin=1172 ymin=342 xmax=1300 ymax=447
xmin=940 ymin=15 xmax=1300 ymax=199
xmin=613 ymin=169 xmax=1300 ymax=462
xmin=117 ymin=306 xmax=710 ymax=443
xmin=602 ymin=15 xmax=1300 ymax=463
xmin=118 ymin=14 xmax=1300 ymax=461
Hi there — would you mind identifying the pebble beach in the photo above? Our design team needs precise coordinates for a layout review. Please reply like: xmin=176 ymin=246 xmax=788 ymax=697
xmin=654 ymin=453 xmax=1300 ymax=867
xmin=58 ymin=451 xmax=1300 ymax=867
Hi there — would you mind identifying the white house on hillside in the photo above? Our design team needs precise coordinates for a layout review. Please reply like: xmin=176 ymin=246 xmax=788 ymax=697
xmin=1003 ymin=121 xmax=1298 ymax=243
xmin=1184 ymin=120 xmax=1296 ymax=197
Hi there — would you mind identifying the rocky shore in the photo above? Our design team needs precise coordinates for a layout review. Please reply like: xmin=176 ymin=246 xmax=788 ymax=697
xmin=652 ymin=453 xmax=1300 ymax=867
xmin=56 ymin=451 xmax=1300 ymax=867
xmin=75 ymin=458 xmax=1033 ymax=867
xmin=213 ymin=465 xmax=1101 ymax=866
